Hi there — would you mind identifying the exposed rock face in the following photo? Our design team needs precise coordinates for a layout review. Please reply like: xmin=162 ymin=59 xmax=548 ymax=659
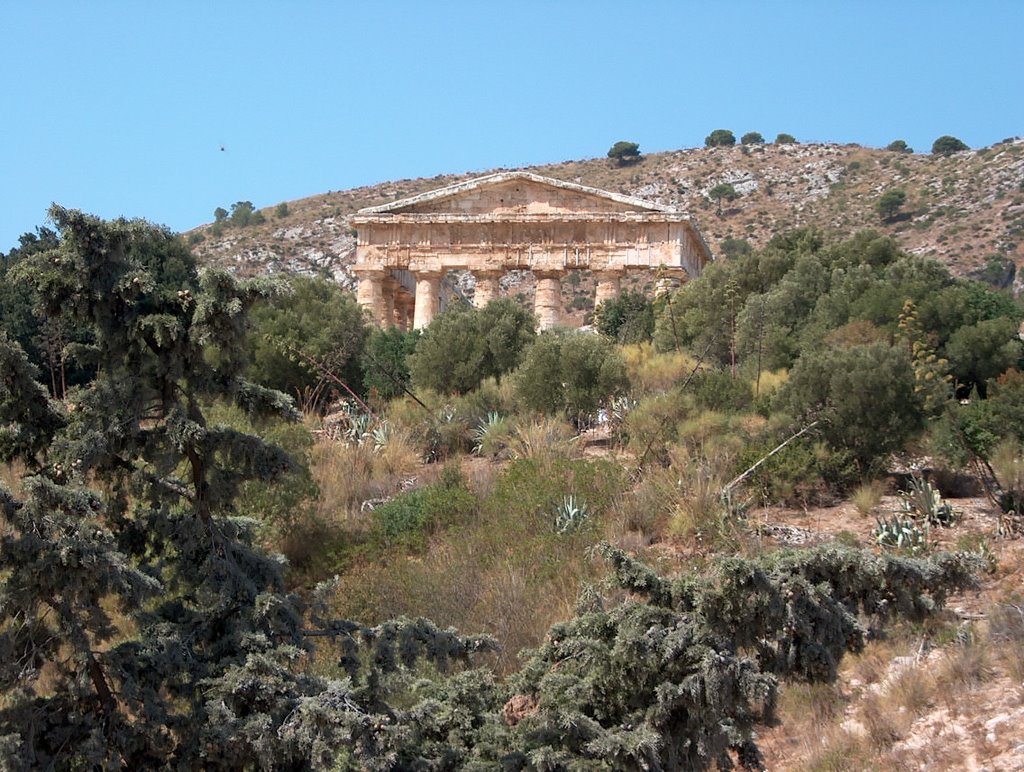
xmin=188 ymin=140 xmax=1024 ymax=296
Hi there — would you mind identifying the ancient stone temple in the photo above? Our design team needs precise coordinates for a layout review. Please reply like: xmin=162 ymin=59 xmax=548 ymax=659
xmin=351 ymin=171 xmax=713 ymax=330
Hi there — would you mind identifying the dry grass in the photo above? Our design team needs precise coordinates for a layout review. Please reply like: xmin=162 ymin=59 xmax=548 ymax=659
xmin=988 ymin=600 xmax=1024 ymax=681
xmin=620 ymin=343 xmax=697 ymax=394
xmin=796 ymin=728 xmax=875 ymax=772
xmin=0 ymin=461 xmax=26 ymax=498
xmin=507 ymin=415 xmax=579 ymax=463
xmin=778 ymin=682 xmax=847 ymax=733
xmin=851 ymin=479 xmax=887 ymax=517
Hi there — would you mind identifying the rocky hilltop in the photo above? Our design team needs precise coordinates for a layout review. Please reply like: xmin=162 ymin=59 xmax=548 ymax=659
xmin=188 ymin=139 xmax=1024 ymax=295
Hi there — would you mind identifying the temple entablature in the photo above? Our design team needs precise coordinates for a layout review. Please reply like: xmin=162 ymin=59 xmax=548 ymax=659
xmin=352 ymin=171 xmax=712 ymax=330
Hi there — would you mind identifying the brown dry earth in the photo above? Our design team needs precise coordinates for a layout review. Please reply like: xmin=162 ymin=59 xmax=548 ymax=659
xmin=753 ymin=496 xmax=1024 ymax=771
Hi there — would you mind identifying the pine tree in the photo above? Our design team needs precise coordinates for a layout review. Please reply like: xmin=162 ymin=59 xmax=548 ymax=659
xmin=0 ymin=208 xmax=497 ymax=768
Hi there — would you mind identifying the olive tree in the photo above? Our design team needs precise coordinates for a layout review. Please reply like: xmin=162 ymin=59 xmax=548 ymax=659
xmin=513 ymin=330 xmax=628 ymax=420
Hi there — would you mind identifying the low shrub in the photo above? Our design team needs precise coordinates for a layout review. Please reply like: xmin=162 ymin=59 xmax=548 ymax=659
xmin=371 ymin=465 xmax=477 ymax=550
xmin=735 ymin=438 xmax=860 ymax=507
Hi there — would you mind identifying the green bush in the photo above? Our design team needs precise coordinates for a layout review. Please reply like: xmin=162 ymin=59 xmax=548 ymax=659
xmin=886 ymin=139 xmax=913 ymax=153
xmin=409 ymin=298 xmax=535 ymax=395
xmin=607 ymin=140 xmax=641 ymax=165
xmin=362 ymin=326 xmax=420 ymax=401
xmin=775 ymin=342 xmax=925 ymax=471
xmin=512 ymin=331 xmax=629 ymax=421
xmin=932 ymin=135 xmax=969 ymax=156
xmin=372 ymin=466 xmax=477 ymax=550
xmin=690 ymin=369 xmax=753 ymax=412
xmin=248 ymin=275 xmax=369 ymax=409
xmin=705 ymin=128 xmax=736 ymax=147
xmin=594 ymin=289 xmax=654 ymax=343
xmin=735 ymin=438 xmax=859 ymax=506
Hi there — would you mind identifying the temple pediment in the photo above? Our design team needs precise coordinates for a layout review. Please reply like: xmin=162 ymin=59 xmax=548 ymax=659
xmin=358 ymin=171 xmax=675 ymax=217
xmin=353 ymin=171 xmax=712 ymax=332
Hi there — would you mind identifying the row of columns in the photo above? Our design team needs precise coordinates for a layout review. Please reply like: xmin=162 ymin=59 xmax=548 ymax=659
xmin=355 ymin=268 xmax=626 ymax=331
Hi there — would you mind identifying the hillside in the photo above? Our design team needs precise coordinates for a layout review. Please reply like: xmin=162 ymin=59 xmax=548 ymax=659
xmin=188 ymin=139 xmax=1024 ymax=294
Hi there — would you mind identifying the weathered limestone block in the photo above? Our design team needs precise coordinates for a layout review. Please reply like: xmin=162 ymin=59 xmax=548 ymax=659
xmin=593 ymin=269 xmax=624 ymax=308
xmin=533 ymin=270 xmax=563 ymax=330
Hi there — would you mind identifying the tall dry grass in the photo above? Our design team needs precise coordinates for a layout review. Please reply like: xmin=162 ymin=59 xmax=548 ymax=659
xmin=620 ymin=343 xmax=698 ymax=395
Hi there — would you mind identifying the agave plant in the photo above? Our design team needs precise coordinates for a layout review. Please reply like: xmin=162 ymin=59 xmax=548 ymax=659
xmin=344 ymin=412 xmax=373 ymax=446
xmin=472 ymin=412 xmax=510 ymax=457
xmin=369 ymin=421 xmax=393 ymax=453
xmin=874 ymin=514 xmax=928 ymax=554
xmin=898 ymin=476 xmax=957 ymax=527
xmin=555 ymin=495 xmax=590 ymax=534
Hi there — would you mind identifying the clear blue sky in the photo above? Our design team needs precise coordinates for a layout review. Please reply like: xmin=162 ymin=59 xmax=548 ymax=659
xmin=2 ymin=1 xmax=1021 ymax=252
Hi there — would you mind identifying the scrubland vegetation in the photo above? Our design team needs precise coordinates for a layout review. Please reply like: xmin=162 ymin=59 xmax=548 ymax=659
xmin=0 ymin=209 xmax=1022 ymax=768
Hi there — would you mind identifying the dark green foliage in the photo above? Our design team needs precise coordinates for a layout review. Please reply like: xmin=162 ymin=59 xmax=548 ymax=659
xmin=691 ymin=369 xmax=753 ymax=412
xmin=230 ymin=200 xmax=257 ymax=226
xmin=512 ymin=331 xmax=629 ymax=419
xmin=886 ymin=139 xmax=913 ymax=153
xmin=275 ymin=201 xmax=290 ymax=219
xmin=594 ymin=289 xmax=654 ymax=343
xmin=720 ymin=237 xmax=753 ymax=260
xmin=362 ymin=325 xmax=420 ymax=400
xmin=0 ymin=332 xmax=64 ymax=467
xmin=775 ymin=342 xmax=925 ymax=470
xmin=932 ymin=135 xmax=969 ymax=155
xmin=1 ymin=226 xmax=95 ymax=398
xmin=709 ymin=182 xmax=740 ymax=214
xmin=0 ymin=207 xmax=309 ymax=768
xmin=944 ymin=317 xmax=1022 ymax=396
xmin=409 ymin=298 xmax=536 ymax=395
xmin=774 ymin=133 xmax=797 ymax=144
xmin=607 ymin=140 xmax=641 ymax=164
xmin=740 ymin=438 xmax=860 ymax=506
xmin=507 ymin=544 xmax=977 ymax=770
xmin=741 ymin=131 xmax=765 ymax=145
xmin=214 ymin=206 xmax=228 ymax=223
xmin=705 ymin=129 xmax=736 ymax=147
xmin=247 ymin=274 xmax=369 ymax=409
xmin=372 ymin=466 xmax=477 ymax=550
xmin=877 ymin=188 xmax=907 ymax=221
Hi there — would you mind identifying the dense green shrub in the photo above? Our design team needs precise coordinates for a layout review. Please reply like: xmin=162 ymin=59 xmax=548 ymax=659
xmin=705 ymin=128 xmax=736 ymax=147
xmin=691 ymin=369 xmax=753 ymax=412
xmin=775 ymin=342 xmax=925 ymax=470
xmin=362 ymin=325 xmax=420 ymax=401
xmin=736 ymin=438 xmax=859 ymax=505
xmin=408 ymin=298 xmax=535 ymax=395
xmin=247 ymin=275 xmax=368 ymax=408
xmin=594 ymin=289 xmax=654 ymax=343
xmin=932 ymin=135 xmax=969 ymax=155
xmin=512 ymin=330 xmax=629 ymax=420
xmin=372 ymin=465 xmax=477 ymax=550
xmin=607 ymin=140 xmax=641 ymax=164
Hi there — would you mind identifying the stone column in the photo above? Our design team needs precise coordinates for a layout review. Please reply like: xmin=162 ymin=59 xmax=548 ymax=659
xmin=355 ymin=268 xmax=387 ymax=326
xmin=533 ymin=270 xmax=563 ymax=331
xmin=382 ymin=277 xmax=398 ymax=327
xmin=593 ymin=269 xmax=624 ymax=309
xmin=413 ymin=270 xmax=442 ymax=330
xmin=473 ymin=270 xmax=502 ymax=308
xmin=394 ymin=290 xmax=414 ymax=331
